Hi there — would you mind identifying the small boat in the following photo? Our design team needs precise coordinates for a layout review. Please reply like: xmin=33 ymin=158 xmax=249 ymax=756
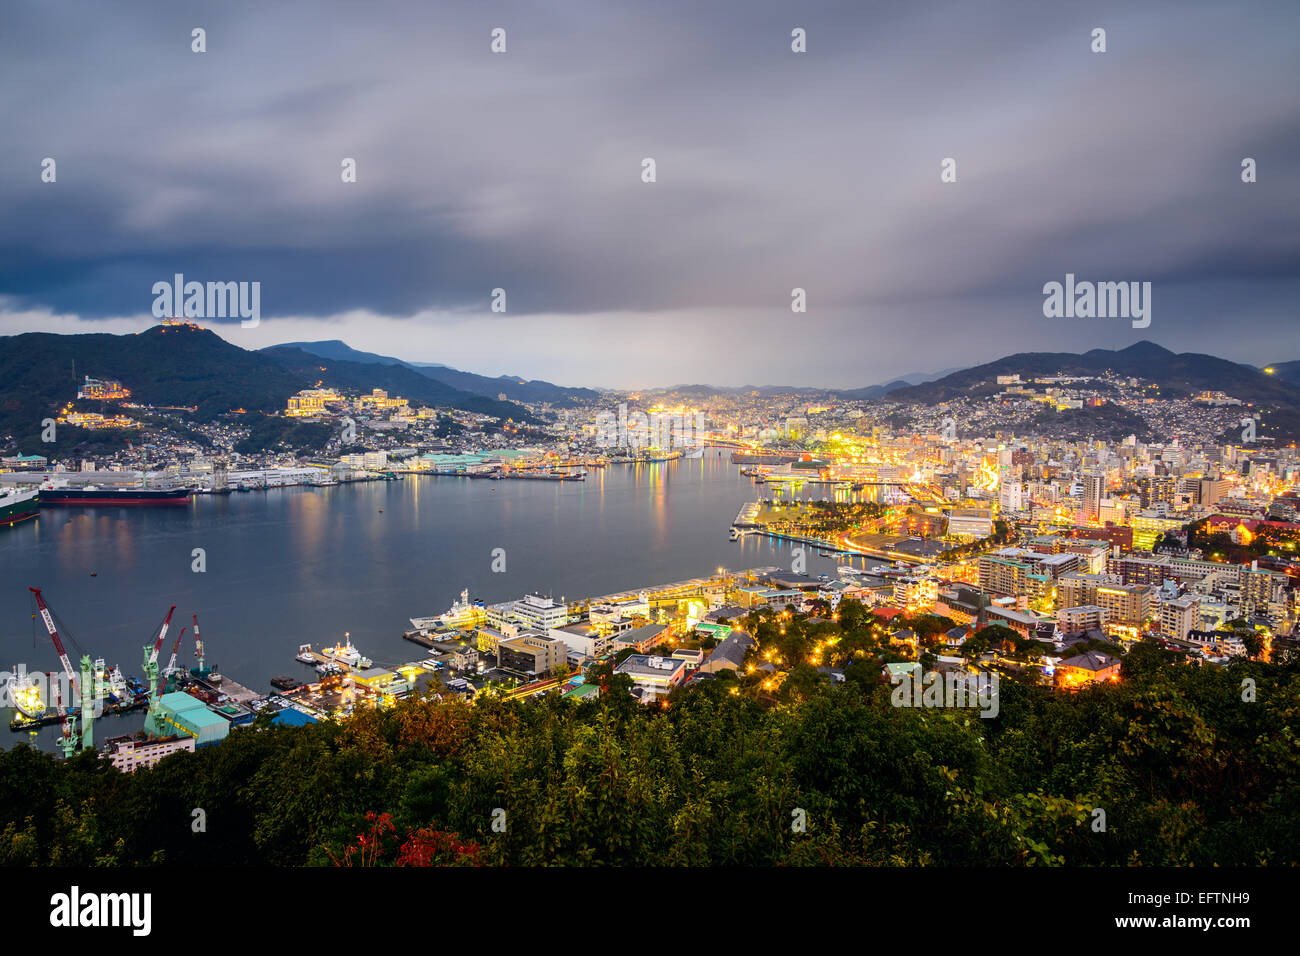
xmin=296 ymin=643 xmax=316 ymax=664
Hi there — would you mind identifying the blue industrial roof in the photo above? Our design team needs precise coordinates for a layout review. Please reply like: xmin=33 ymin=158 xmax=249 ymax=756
xmin=272 ymin=708 xmax=317 ymax=726
xmin=157 ymin=691 xmax=207 ymax=713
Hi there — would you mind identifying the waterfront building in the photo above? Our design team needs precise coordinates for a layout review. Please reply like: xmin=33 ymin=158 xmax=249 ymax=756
xmin=612 ymin=623 xmax=669 ymax=654
xmin=143 ymin=692 xmax=229 ymax=747
xmin=496 ymin=632 xmax=568 ymax=679
xmin=512 ymin=593 xmax=571 ymax=631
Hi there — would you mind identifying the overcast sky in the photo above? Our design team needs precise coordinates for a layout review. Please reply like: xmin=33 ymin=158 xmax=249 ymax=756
xmin=2 ymin=0 xmax=1297 ymax=388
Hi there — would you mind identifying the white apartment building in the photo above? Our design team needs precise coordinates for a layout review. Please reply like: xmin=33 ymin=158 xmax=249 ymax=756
xmin=1160 ymin=595 xmax=1201 ymax=640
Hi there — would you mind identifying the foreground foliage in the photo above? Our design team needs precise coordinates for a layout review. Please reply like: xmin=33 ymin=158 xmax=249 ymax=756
xmin=0 ymin=654 xmax=1296 ymax=866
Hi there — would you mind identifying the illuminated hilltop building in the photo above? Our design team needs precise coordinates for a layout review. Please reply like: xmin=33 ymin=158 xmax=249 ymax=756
xmin=286 ymin=387 xmax=344 ymax=417
xmin=77 ymin=376 xmax=130 ymax=400
xmin=60 ymin=411 xmax=135 ymax=430
xmin=358 ymin=388 xmax=409 ymax=412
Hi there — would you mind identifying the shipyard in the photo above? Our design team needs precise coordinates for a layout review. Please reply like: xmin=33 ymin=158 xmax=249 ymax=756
xmin=4 ymin=559 xmax=904 ymax=764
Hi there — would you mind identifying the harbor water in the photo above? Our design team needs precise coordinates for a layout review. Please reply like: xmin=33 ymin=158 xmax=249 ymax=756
xmin=1 ymin=449 xmax=881 ymax=751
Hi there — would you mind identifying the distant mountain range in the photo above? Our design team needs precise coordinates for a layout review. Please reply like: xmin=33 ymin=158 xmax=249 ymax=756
xmin=0 ymin=325 xmax=535 ymax=451
xmin=651 ymin=368 xmax=961 ymax=400
xmin=884 ymin=341 xmax=1300 ymax=443
xmin=5 ymin=327 xmax=1298 ymax=453
xmin=272 ymin=340 xmax=601 ymax=407
xmin=884 ymin=341 xmax=1294 ymax=403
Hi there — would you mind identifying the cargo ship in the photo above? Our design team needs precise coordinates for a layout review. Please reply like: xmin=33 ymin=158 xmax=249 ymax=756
xmin=0 ymin=488 xmax=39 ymax=526
xmin=37 ymin=479 xmax=189 ymax=507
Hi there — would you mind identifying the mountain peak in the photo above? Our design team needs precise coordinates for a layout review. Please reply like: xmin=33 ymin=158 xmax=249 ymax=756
xmin=1116 ymin=340 xmax=1174 ymax=358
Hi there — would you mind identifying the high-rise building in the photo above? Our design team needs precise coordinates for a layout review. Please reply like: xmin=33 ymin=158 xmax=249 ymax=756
xmin=1058 ymin=573 xmax=1152 ymax=628
xmin=1082 ymin=472 xmax=1105 ymax=521
xmin=1136 ymin=475 xmax=1176 ymax=509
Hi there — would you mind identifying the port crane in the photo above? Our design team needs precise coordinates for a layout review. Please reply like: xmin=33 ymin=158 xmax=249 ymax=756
xmin=191 ymin=613 xmax=208 ymax=676
xmin=165 ymin=626 xmax=187 ymax=675
xmin=161 ymin=625 xmax=188 ymax=693
xmin=28 ymin=587 xmax=95 ymax=756
xmin=143 ymin=606 xmax=176 ymax=704
xmin=29 ymin=588 xmax=77 ymax=702
xmin=147 ymin=606 xmax=177 ymax=668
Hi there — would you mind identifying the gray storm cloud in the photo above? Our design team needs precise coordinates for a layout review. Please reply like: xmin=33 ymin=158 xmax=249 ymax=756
xmin=1 ymin=0 xmax=1297 ymax=385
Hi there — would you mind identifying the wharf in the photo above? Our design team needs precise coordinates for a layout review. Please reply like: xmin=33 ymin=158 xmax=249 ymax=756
xmin=730 ymin=452 xmax=799 ymax=465
xmin=9 ymin=695 xmax=148 ymax=731
xmin=472 ymin=471 xmax=584 ymax=481
xmin=585 ymin=574 xmax=727 ymax=607
xmin=745 ymin=529 xmax=856 ymax=555
xmin=426 ymin=469 xmax=584 ymax=481
xmin=402 ymin=630 xmax=438 ymax=649
xmin=733 ymin=502 xmax=761 ymax=527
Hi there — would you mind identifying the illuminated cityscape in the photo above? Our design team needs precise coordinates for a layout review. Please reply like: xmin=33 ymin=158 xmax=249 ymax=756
xmin=0 ymin=0 xmax=1295 ymax=929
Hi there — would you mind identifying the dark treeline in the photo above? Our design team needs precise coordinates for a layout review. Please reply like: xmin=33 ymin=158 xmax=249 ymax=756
xmin=1 ymin=653 xmax=1296 ymax=866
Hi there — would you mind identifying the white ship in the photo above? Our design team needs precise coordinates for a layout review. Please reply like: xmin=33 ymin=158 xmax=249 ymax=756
xmin=319 ymin=633 xmax=372 ymax=670
xmin=4 ymin=668 xmax=48 ymax=719
xmin=93 ymin=659 xmax=129 ymax=702
xmin=411 ymin=589 xmax=485 ymax=631
xmin=296 ymin=643 xmax=316 ymax=664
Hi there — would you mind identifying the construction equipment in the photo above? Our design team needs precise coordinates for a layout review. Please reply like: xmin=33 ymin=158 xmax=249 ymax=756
xmin=146 ymin=606 xmax=177 ymax=669
xmin=165 ymin=626 xmax=187 ymax=675
xmin=28 ymin=588 xmax=78 ymax=703
xmin=58 ymin=712 xmax=78 ymax=759
xmin=191 ymin=614 xmax=208 ymax=676
xmin=79 ymin=654 xmax=94 ymax=751
xmin=28 ymin=587 xmax=90 ymax=756
xmin=163 ymin=627 xmax=187 ymax=693
xmin=143 ymin=606 xmax=176 ymax=705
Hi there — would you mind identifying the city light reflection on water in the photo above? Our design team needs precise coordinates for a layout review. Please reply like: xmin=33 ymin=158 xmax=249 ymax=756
xmin=1 ymin=450 xmax=867 ymax=750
